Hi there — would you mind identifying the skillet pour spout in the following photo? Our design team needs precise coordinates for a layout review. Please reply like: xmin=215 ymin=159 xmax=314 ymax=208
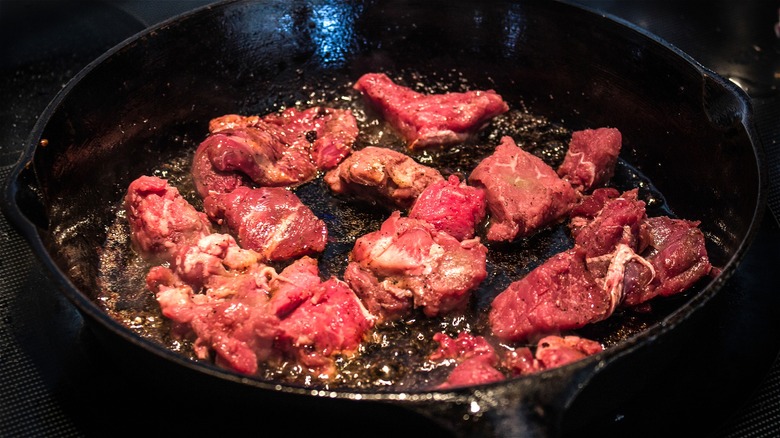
xmin=0 ymin=0 xmax=765 ymax=436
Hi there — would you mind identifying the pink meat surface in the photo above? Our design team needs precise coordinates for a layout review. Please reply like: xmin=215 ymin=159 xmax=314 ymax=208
xmin=504 ymin=335 xmax=603 ymax=376
xmin=429 ymin=332 xmax=505 ymax=389
xmin=557 ymin=127 xmax=623 ymax=193
xmin=469 ymin=136 xmax=579 ymax=241
xmin=408 ymin=174 xmax=487 ymax=240
xmin=488 ymin=249 xmax=612 ymax=342
xmin=622 ymin=216 xmax=713 ymax=306
xmin=276 ymin=277 xmax=376 ymax=376
xmin=125 ymin=175 xmax=212 ymax=262
xmin=354 ymin=73 xmax=509 ymax=149
xmin=344 ymin=211 xmax=488 ymax=321
xmin=204 ymin=186 xmax=327 ymax=262
xmin=193 ymin=107 xmax=358 ymax=197
xmin=324 ymin=146 xmax=444 ymax=210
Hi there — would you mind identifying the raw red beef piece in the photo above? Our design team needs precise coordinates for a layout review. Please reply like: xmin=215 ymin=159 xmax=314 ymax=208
xmin=534 ymin=335 xmax=603 ymax=369
xmin=408 ymin=174 xmax=487 ymax=240
xmin=267 ymin=256 xmax=322 ymax=318
xmin=622 ymin=216 xmax=713 ymax=306
xmin=557 ymin=127 xmax=622 ymax=193
xmin=204 ymin=186 xmax=327 ymax=262
xmin=504 ymin=335 xmax=603 ymax=376
xmin=125 ymin=175 xmax=212 ymax=262
xmin=192 ymin=107 xmax=358 ymax=198
xmin=469 ymin=136 xmax=579 ymax=241
xmin=261 ymin=107 xmax=359 ymax=170
xmin=488 ymin=249 xmax=612 ymax=342
xmin=429 ymin=332 xmax=505 ymax=389
xmin=354 ymin=73 xmax=509 ymax=149
xmin=571 ymin=189 xmax=647 ymax=264
xmin=568 ymin=187 xmax=621 ymax=233
xmin=324 ymin=146 xmax=444 ymax=210
xmin=276 ymin=276 xmax=376 ymax=376
xmin=344 ymin=211 xmax=488 ymax=321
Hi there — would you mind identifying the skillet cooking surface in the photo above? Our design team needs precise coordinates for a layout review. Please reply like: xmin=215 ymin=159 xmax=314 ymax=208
xmin=95 ymin=70 xmax=698 ymax=391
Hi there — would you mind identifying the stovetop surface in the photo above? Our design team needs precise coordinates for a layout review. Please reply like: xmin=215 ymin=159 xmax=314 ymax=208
xmin=1 ymin=1 xmax=779 ymax=436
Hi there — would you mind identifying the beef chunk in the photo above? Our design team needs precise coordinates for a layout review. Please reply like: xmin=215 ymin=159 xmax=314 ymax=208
xmin=408 ymin=174 xmax=487 ymax=240
xmin=622 ymin=216 xmax=713 ymax=306
xmin=276 ymin=276 xmax=376 ymax=376
xmin=193 ymin=107 xmax=358 ymax=197
xmin=324 ymin=146 xmax=444 ymax=210
xmin=469 ymin=136 xmax=578 ymax=241
xmin=344 ymin=211 xmax=488 ymax=321
xmin=267 ymin=256 xmax=322 ymax=318
xmin=429 ymin=332 xmax=504 ymax=389
xmin=354 ymin=73 xmax=509 ymax=149
xmin=125 ymin=175 xmax=212 ymax=262
xmin=204 ymin=186 xmax=327 ymax=262
xmin=488 ymin=249 xmax=612 ymax=342
xmin=146 ymin=233 xmax=280 ymax=375
xmin=572 ymin=189 xmax=647 ymax=266
xmin=504 ymin=335 xmax=603 ymax=376
xmin=557 ymin=127 xmax=622 ymax=193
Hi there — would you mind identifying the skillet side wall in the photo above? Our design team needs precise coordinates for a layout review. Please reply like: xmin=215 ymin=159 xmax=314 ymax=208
xmin=26 ymin=0 xmax=756 ymax=406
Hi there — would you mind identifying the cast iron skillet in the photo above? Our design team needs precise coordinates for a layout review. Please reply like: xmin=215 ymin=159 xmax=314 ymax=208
xmin=1 ymin=0 xmax=766 ymax=436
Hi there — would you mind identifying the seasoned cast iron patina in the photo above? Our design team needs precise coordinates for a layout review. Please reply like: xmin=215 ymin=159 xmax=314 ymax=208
xmin=2 ymin=0 xmax=765 ymax=436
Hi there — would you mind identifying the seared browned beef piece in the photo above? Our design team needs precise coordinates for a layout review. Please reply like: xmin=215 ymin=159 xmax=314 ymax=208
xmin=469 ymin=136 xmax=579 ymax=242
xmin=324 ymin=146 xmax=444 ymax=210
xmin=408 ymin=174 xmax=487 ymax=240
xmin=557 ymin=127 xmax=622 ymax=193
xmin=622 ymin=216 xmax=713 ymax=306
xmin=429 ymin=332 xmax=504 ymax=389
xmin=504 ymin=335 xmax=603 ymax=376
xmin=343 ymin=211 xmax=487 ymax=322
xmin=125 ymin=175 xmax=212 ymax=263
xmin=489 ymin=249 xmax=612 ymax=342
xmin=192 ymin=107 xmax=358 ymax=198
xmin=354 ymin=73 xmax=509 ymax=149
xmin=203 ymin=186 xmax=327 ymax=262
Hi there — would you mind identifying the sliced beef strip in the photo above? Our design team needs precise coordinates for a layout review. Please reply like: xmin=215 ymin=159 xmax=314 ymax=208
xmin=204 ymin=185 xmax=328 ymax=262
xmin=354 ymin=72 xmax=509 ymax=149
xmin=343 ymin=211 xmax=488 ymax=322
xmin=408 ymin=174 xmax=487 ymax=241
xmin=557 ymin=127 xmax=622 ymax=193
xmin=193 ymin=107 xmax=358 ymax=198
xmin=468 ymin=136 xmax=579 ymax=242
xmin=324 ymin=146 xmax=444 ymax=210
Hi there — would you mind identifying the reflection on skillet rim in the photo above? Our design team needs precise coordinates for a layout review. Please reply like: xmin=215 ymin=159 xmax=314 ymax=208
xmin=1 ymin=0 xmax=765 ymax=430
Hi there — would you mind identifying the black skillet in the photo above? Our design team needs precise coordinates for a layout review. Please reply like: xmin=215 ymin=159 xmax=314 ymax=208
xmin=1 ymin=0 xmax=765 ymax=436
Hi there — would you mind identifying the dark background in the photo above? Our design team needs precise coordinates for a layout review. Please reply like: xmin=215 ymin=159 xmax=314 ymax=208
xmin=0 ymin=1 xmax=778 ymax=436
